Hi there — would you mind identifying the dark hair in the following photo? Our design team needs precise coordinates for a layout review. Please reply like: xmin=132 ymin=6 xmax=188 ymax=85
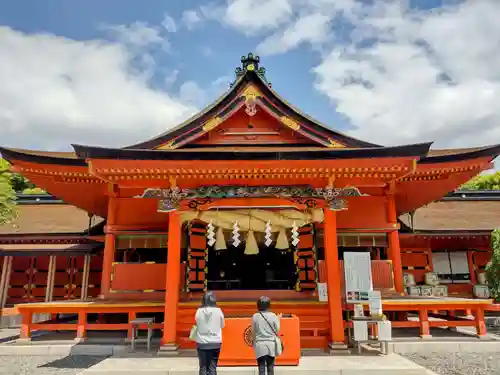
xmin=201 ymin=291 xmax=217 ymax=307
xmin=257 ymin=296 xmax=271 ymax=312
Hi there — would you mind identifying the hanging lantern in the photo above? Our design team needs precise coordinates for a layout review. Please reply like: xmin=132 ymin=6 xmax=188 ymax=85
xmin=232 ymin=221 xmax=241 ymax=247
xmin=291 ymin=221 xmax=300 ymax=247
xmin=207 ymin=221 xmax=216 ymax=247
xmin=215 ymin=227 xmax=227 ymax=251
xmin=264 ymin=220 xmax=273 ymax=247
xmin=244 ymin=230 xmax=259 ymax=255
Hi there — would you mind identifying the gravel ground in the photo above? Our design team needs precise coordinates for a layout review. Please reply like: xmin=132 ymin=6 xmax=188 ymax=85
xmin=402 ymin=352 xmax=500 ymax=375
xmin=0 ymin=356 xmax=107 ymax=375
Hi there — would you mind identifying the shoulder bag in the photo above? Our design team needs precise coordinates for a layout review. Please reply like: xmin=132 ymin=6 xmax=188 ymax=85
xmin=259 ymin=312 xmax=283 ymax=356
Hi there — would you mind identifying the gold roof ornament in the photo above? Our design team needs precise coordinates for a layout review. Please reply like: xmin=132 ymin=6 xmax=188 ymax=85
xmin=232 ymin=52 xmax=270 ymax=87
xmin=202 ymin=117 xmax=223 ymax=132
xmin=327 ymin=139 xmax=346 ymax=148
xmin=280 ymin=116 xmax=300 ymax=131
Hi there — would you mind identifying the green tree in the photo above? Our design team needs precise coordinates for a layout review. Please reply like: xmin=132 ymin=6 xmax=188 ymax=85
xmin=22 ymin=187 xmax=47 ymax=195
xmin=486 ymin=229 xmax=500 ymax=300
xmin=10 ymin=172 xmax=35 ymax=192
xmin=461 ymin=172 xmax=500 ymax=190
xmin=0 ymin=158 xmax=17 ymax=224
xmin=0 ymin=158 xmax=46 ymax=194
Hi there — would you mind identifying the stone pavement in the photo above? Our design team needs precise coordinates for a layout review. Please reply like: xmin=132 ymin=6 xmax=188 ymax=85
xmin=77 ymin=354 xmax=433 ymax=375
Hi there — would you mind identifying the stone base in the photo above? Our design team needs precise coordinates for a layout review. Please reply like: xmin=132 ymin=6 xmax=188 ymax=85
xmin=16 ymin=338 xmax=32 ymax=344
xmin=420 ymin=335 xmax=432 ymax=340
xmin=477 ymin=334 xmax=489 ymax=340
xmin=157 ymin=344 xmax=179 ymax=356
xmin=328 ymin=342 xmax=350 ymax=355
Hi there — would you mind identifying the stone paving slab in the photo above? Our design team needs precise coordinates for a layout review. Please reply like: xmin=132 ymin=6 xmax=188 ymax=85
xmin=77 ymin=354 xmax=430 ymax=375
xmin=391 ymin=340 xmax=500 ymax=353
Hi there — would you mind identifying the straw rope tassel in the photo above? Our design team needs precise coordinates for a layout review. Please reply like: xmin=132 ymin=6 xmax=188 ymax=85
xmin=244 ymin=230 xmax=259 ymax=255
xmin=275 ymin=228 xmax=289 ymax=250
xmin=215 ymin=227 xmax=227 ymax=251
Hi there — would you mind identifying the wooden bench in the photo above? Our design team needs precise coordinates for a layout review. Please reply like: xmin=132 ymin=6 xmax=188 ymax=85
xmin=130 ymin=317 xmax=155 ymax=351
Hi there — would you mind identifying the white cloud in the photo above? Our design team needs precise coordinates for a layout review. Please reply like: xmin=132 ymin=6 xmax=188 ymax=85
xmin=164 ymin=69 xmax=180 ymax=87
xmin=257 ymin=12 xmax=331 ymax=55
xmin=313 ymin=0 xmax=500 ymax=148
xmin=218 ymin=0 xmax=500 ymax=150
xmin=179 ymin=76 xmax=231 ymax=108
xmin=161 ymin=14 xmax=177 ymax=33
xmin=102 ymin=21 xmax=167 ymax=49
xmin=0 ymin=26 xmax=199 ymax=150
xmin=223 ymin=0 xmax=294 ymax=35
xmin=182 ymin=10 xmax=202 ymax=30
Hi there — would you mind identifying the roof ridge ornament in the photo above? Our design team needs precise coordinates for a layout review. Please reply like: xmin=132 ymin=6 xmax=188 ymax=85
xmin=231 ymin=52 xmax=271 ymax=87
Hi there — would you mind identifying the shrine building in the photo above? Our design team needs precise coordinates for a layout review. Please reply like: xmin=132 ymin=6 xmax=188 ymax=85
xmin=1 ymin=53 xmax=499 ymax=352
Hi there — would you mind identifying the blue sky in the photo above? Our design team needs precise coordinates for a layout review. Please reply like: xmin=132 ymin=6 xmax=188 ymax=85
xmin=0 ymin=0 xmax=498 ymax=153
xmin=0 ymin=0 xmax=341 ymax=129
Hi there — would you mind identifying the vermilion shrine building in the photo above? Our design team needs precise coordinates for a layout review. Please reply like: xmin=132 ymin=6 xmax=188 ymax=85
xmin=1 ymin=54 xmax=499 ymax=350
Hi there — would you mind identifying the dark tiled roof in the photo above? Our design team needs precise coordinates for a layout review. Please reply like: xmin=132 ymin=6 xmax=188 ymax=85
xmin=0 ymin=204 xmax=103 ymax=235
xmin=400 ymin=200 xmax=500 ymax=231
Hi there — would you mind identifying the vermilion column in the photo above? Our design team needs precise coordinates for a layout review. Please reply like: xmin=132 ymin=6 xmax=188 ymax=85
xmin=386 ymin=192 xmax=404 ymax=293
xmin=162 ymin=210 xmax=182 ymax=348
xmin=323 ymin=209 xmax=345 ymax=344
xmin=100 ymin=196 xmax=117 ymax=298
xmin=467 ymin=251 xmax=477 ymax=285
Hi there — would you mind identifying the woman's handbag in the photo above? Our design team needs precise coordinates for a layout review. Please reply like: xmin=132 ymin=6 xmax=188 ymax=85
xmin=259 ymin=312 xmax=283 ymax=356
xmin=189 ymin=325 xmax=197 ymax=341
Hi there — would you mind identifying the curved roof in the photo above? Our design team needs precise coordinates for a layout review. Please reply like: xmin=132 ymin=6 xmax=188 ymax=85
xmin=72 ymin=142 xmax=432 ymax=160
xmin=127 ymin=53 xmax=379 ymax=150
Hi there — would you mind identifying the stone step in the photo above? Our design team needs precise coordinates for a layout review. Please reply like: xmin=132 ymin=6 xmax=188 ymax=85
xmin=78 ymin=354 xmax=431 ymax=375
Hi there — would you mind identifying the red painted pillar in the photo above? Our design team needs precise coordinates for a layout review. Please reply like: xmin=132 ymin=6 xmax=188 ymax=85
xmin=467 ymin=251 xmax=477 ymax=285
xmin=386 ymin=192 xmax=404 ymax=293
xmin=100 ymin=195 xmax=117 ymax=298
xmin=162 ymin=211 xmax=182 ymax=348
xmin=323 ymin=209 xmax=345 ymax=344
xmin=419 ymin=308 xmax=431 ymax=338
xmin=475 ymin=307 xmax=487 ymax=338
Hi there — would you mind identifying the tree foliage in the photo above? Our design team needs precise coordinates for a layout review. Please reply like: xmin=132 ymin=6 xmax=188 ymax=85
xmin=22 ymin=187 xmax=47 ymax=195
xmin=10 ymin=172 xmax=35 ymax=192
xmin=0 ymin=158 xmax=17 ymax=224
xmin=0 ymin=157 xmax=45 ymax=194
xmin=461 ymin=172 xmax=500 ymax=190
xmin=486 ymin=229 xmax=500 ymax=300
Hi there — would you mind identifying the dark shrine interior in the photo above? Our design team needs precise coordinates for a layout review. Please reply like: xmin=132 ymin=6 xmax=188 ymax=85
xmin=207 ymin=245 xmax=296 ymax=290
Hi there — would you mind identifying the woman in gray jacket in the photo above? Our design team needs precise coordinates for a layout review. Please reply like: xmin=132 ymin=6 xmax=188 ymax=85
xmin=251 ymin=296 xmax=281 ymax=375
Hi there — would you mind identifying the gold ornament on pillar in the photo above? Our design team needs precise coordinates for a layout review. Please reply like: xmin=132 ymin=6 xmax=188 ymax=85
xmin=215 ymin=227 xmax=227 ymax=251
xmin=275 ymin=228 xmax=289 ymax=250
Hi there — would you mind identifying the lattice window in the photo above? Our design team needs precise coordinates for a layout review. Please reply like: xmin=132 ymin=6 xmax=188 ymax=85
xmin=185 ymin=221 xmax=208 ymax=292
xmin=295 ymin=224 xmax=318 ymax=291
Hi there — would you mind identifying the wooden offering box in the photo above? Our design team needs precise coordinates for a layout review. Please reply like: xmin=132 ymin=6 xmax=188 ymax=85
xmin=219 ymin=315 xmax=301 ymax=366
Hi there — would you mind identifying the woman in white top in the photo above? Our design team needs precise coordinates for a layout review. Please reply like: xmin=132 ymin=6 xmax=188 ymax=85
xmin=195 ymin=291 xmax=225 ymax=375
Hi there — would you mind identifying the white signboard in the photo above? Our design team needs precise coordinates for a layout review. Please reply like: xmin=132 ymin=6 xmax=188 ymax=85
xmin=344 ymin=252 xmax=373 ymax=304
xmin=317 ymin=282 xmax=328 ymax=302
xmin=377 ymin=321 xmax=392 ymax=341
xmin=368 ymin=290 xmax=382 ymax=316
xmin=353 ymin=321 xmax=368 ymax=341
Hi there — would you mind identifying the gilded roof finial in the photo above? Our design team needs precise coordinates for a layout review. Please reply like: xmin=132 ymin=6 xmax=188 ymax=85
xmin=231 ymin=53 xmax=270 ymax=87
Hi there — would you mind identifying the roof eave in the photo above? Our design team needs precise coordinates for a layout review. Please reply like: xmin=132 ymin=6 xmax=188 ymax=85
xmin=0 ymin=147 xmax=87 ymax=166
xmin=72 ymin=142 xmax=432 ymax=161
xmin=420 ymin=144 xmax=500 ymax=164
xmin=125 ymin=75 xmax=247 ymax=150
